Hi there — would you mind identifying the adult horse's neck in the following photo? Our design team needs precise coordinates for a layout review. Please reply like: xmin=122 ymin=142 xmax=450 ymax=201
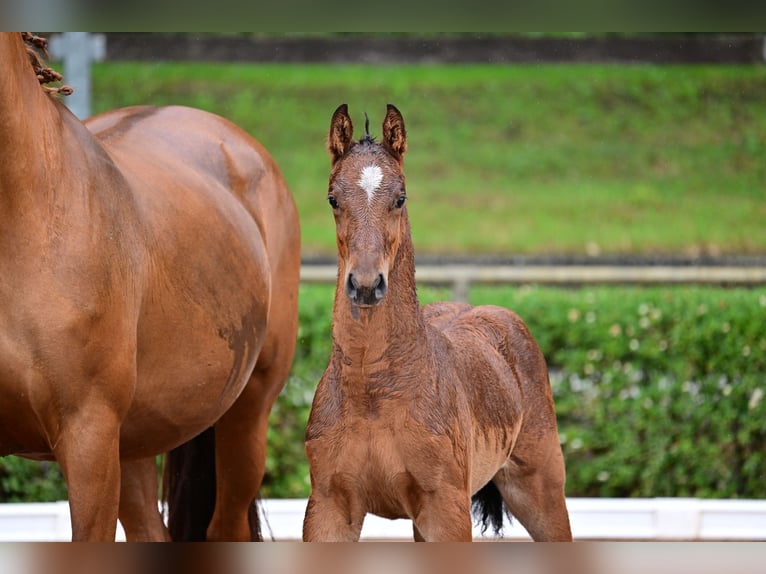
xmin=0 ymin=33 xmax=69 ymax=203
xmin=332 ymin=213 xmax=427 ymax=373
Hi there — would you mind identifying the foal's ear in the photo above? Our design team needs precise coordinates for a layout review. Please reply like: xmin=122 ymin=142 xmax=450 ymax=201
xmin=328 ymin=103 xmax=354 ymax=165
xmin=382 ymin=103 xmax=407 ymax=163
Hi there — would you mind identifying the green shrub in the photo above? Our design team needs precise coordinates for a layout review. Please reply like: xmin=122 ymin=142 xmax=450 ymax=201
xmin=0 ymin=457 xmax=66 ymax=502
xmin=3 ymin=284 xmax=764 ymax=502
xmin=262 ymin=284 xmax=766 ymax=500
xmin=262 ymin=284 xmax=334 ymax=498
xmin=470 ymin=285 xmax=766 ymax=499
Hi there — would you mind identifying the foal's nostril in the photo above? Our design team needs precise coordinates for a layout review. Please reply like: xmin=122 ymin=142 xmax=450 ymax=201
xmin=345 ymin=273 xmax=359 ymax=299
xmin=372 ymin=274 xmax=387 ymax=301
xmin=345 ymin=272 xmax=387 ymax=306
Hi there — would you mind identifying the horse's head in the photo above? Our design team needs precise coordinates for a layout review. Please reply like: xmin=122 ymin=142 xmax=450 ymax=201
xmin=327 ymin=103 xmax=408 ymax=308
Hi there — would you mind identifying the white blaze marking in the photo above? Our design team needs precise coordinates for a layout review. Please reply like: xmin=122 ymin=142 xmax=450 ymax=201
xmin=358 ymin=165 xmax=383 ymax=204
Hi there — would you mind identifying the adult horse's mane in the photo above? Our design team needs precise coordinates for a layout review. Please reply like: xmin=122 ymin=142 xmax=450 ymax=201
xmin=21 ymin=32 xmax=73 ymax=96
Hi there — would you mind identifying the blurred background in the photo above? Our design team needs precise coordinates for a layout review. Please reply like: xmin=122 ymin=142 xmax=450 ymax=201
xmin=1 ymin=32 xmax=764 ymax=540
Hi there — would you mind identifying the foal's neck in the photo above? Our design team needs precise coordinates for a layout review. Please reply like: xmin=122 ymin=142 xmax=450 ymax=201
xmin=333 ymin=221 xmax=426 ymax=365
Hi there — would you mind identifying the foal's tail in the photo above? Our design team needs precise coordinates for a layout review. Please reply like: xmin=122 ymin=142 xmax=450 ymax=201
xmin=471 ymin=481 xmax=513 ymax=537
xmin=162 ymin=427 xmax=261 ymax=541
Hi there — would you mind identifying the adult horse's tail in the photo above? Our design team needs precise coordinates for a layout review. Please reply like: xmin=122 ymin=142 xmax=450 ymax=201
xmin=471 ymin=481 xmax=513 ymax=537
xmin=162 ymin=427 xmax=261 ymax=541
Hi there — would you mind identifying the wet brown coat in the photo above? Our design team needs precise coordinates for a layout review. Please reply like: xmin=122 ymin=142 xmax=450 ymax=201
xmin=303 ymin=104 xmax=571 ymax=541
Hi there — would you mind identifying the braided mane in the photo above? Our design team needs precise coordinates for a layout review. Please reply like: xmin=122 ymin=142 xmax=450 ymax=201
xmin=21 ymin=32 xmax=73 ymax=96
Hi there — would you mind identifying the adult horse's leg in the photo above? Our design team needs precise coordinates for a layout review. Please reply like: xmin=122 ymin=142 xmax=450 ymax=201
xmin=206 ymin=273 xmax=299 ymax=541
xmin=494 ymin=431 xmax=572 ymax=541
xmin=119 ymin=457 xmax=170 ymax=541
xmin=205 ymin=363 xmax=287 ymax=541
xmin=54 ymin=403 xmax=123 ymax=541
xmin=208 ymin=229 xmax=300 ymax=542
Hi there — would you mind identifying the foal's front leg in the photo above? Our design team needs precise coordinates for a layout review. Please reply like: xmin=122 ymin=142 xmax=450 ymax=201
xmin=302 ymin=492 xmax=365 ymax=542
xmin=412 ymin=488 xmax=473 ymax=541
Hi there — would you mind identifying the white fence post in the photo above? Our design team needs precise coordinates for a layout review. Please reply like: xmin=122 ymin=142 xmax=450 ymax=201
xmin=48 ymin=33 xmax=106 ymax=120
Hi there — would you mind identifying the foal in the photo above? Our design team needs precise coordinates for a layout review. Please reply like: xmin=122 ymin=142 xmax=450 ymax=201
xmin=303 ymin=104 xmax=572 ymax=542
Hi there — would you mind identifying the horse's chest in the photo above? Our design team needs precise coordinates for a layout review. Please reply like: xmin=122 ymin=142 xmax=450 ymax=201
xmin=336 ymin=415 xmax=407 ymax=476
xmin=353 ymin=429 xmax=417 ymax=517
xmin=309 ymin=411 xmax=458 ymax=520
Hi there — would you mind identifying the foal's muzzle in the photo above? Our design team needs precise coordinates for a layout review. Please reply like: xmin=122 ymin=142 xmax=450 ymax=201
xmin=345 ymin=271 xmax=387 ymax=307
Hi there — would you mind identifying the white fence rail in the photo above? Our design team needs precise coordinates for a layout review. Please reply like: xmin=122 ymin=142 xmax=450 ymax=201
xmin=301 ymin=264 xmax=766 ymax=301
xmin=2 ymin=498 xmax=764 ymax=541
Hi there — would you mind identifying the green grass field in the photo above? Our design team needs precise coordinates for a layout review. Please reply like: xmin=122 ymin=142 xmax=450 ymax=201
xmin=91 ymin=62 xmax=766 ymax=257
xmin=6 ymin=56 xmax=766 ymax=504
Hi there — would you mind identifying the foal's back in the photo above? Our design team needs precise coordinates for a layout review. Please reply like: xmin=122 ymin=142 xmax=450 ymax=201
xmin=423 ymin=301 xmax=558 ymax=436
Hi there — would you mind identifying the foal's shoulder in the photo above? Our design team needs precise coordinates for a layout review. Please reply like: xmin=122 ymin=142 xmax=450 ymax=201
xmin=423 ymin=301 xmax=523 ymax=325
xmin=421 ymin=301 xmax=472 ymax=330
xmin=423 ymin=301 xmax=531 ymax=339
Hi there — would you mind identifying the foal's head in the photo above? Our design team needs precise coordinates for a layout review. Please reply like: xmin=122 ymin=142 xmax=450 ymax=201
xmin=327 ymin=104 xmax=408 ymax=308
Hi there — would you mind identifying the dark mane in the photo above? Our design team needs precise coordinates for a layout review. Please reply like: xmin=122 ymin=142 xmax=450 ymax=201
xmin=21 ymin=32 xmax=73 ymax=96
xmin=360 ymin=111 xmax=376 ymax=144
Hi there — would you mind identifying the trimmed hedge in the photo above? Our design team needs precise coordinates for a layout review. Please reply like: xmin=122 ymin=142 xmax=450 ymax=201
xmin=2 ymin=284 xmax=764 ymax=501
xmin=471 ymin=285 xmax=766 ymax=499
xmin=0 ymin=458 xmax=67 ymax=502
xmin=263 ymin=284 xmax=766 ymax=499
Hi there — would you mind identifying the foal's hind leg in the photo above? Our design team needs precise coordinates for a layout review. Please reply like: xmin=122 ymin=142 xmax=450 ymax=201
xmin=494 ymin=431 xmax=572 ymax=541
xmin=119 ymin=457 xmax=170 ymax=541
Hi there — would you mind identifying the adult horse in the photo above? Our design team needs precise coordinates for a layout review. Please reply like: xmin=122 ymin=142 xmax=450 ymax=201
xmin=0 ymin=33 xmax=300 ymax=541
xmin=302 ymin=104 xmax=572 ymax=541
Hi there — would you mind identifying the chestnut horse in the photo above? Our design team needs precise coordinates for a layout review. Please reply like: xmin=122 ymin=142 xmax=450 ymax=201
xmin=0 ymin=33 xmax=300 ymax=541
xmin=303 ymin=104 xmax=572 ymax=542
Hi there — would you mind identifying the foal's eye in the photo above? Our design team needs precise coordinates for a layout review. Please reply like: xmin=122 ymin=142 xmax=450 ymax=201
xmin=395 ymin=195 xmax=406 ymax=209
xmin=328 ymin=195 xmax=339 ymax=209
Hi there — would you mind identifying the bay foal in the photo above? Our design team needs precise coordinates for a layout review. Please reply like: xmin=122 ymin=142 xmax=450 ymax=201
xmin=302 ymin=104 xmax=572 ymax=541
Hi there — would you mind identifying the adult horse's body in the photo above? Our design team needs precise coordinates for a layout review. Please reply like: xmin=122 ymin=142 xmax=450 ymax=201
xmin=0 ymin=33 xmax=300 ymax=541
xmin=302 ymin=104 xmax=571 ymax=542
